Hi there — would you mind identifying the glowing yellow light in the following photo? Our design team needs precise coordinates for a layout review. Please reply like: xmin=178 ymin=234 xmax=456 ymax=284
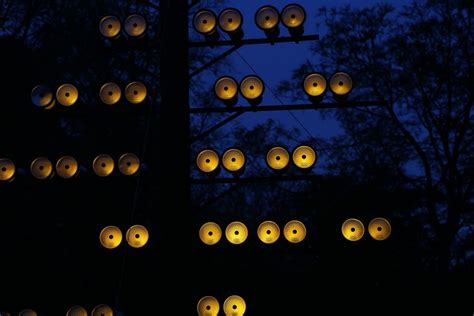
xmin=126 ymin=225 xmax=149 ymax=248
xmin=99 ymin=225 xmax=122 ymax=249
xmin=225 ymin=221 xmax=248 ymax=245
xmin=368 ymin=217 xmax=391 ymax=241
xmin=223 ymin=295 xmax=246 ymax=316
xmin=197 ymin=296 xmax=220 ymax=316
xmin=93 ymin=154 xmax=115 ymax=177
xmin=257 ymin=220 xmax=280 ymax=244
xmin=56 ymin=156 xmax=78 ymax=179
xmin=341 ymin=218 xmax=365 ymax=241
xmin=283 ymin=220 xmax=306 ymax=243
xmin=196 ymin=149 xmax=220 ymax=173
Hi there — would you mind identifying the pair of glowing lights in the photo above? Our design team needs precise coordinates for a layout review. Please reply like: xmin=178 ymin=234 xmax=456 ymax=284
xmin=99 ymin=225 xmax=149 ymax=249
xmin=197 ymin=295 xmax=246 ymax=316
xmin=341 ymin=217 xmax=391 ymax=241
xmin=99 ymin=15 xmax=146 ymax=39
xmin=199 ymin=220 xmax=306 ymax=245
xmin=0 ymin=153 xmax=140 ymax=181
xmin=194 ymin=4 xmax=306 ymax=40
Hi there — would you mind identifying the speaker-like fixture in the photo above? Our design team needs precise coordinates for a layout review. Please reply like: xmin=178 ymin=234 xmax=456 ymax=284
xmin=281 ymin=3 xmax=306 ymax=37
xmin=0 ymin=158 xmax=15 ymax=181
xmin=118 ymin=153 xmax=140 ymax=176
xmin=214 ymin=76 xmax=238 ymax=106
xmin=66 ymin=305 xmax=87 ymax=316
xmin=126 ymin=224 xmax=149 ymax=248
xmin=292 ymin=145 xmax=317 ymax=170
xmin=125 ymin=81 xmax=147 ymax=104
xmin=100 ymin=82 xmax=122 ymax=105
xmin=239 ymin=75 xmax=264 ymax=105
xmin=199 ymin=222 xmax=222 ymax=246
xmin=255 ymin=5 xmax=280 ymax=38
xmin=30 ymin=157 xmax=53 ymax=180
xmin=31 ymin=85 xmax=54 ymax=108
xmin=99 ymin=16 xmax=121 ymax=39
xmin=218 ymin=8 xmax=244 ymax=40
xmin=196 ymin=149 xmax=220 ymax=174
xmin=303 ymin=73 xmax=327 ymax=103
xmin=223 ymin=295 xmax=246 ymax=316
xmin=124 ymin=14 xmax=147 ymax=38
xmin=341 ymin=218 xmax=364 ymax=241
xmin=197 ymin=296 xmax=220 ymax=316
xmin=193 ymin=9 xmax=220 ymax=41
xmin=283 ymin=220 xmax=306 ymax=243
xmin=91 ymin=304 xmax=113 ymax=316
xmin=222 ymin=148 xmax=245 ymax=174
xmin=56 ymin=84 xmax=79 ymax=107
xmin=99 ymin=225 xmax=122 ymax=249
xmin=93 ymin=154 xmax=115 ymax=177
xmin=368 ymin=217 xmax=391 ymax=241
xmin=329 ymin=72 xmax=353 ymax=100
xmin=257 ymin=220 xmax=280 ymax=244
xmin=225 ymin=221 xmax=248 ymax=245
xmin=56 ymin=156 xmax=78 ymax=179
xmin=18 ymin=310 xmax=37 ymax=316
xmin=266 ymin=146 xmax=290 ymax=171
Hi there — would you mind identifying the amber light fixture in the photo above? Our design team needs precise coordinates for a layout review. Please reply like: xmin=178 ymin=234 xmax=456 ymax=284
xmin=93 ymin=154 xmax=115 ymax=177
xmin=225 ymin=221 xmax=248 ymax=245
xmin=56 ymin=84 xmax=79 ymax=107
xmin=199 ymin=222 xmax=222 ymax=245
xmin=329 ymin=72 xmax=353 ymax=101
xmin=124 ymin=14 xmax=147 ymax=38
xmin=222 ymin=148 xmax=245 ymax=175
xmin=218 ymin=8 xmax=244 ymax=40
xmin=223 ymin=295 xmax=246 ymax=316
xmin=214 ymin=76 xmax=238 ymax=106
xmin=255 ymin=5 xmax=280 ymax=38
xmin=239 ymin=75 xmax=264 ymax=105
xmin=30 ymin=157 xmax=54 ymax=180
xmin=266 ymin=146 xmax=290 ymax=171
xmin=341 ymin=218 xmax=365 ymax=241
xmin=99 ymin=16 xmax=121 ymax=39
xmin=18 ymin=310 xmax=37 ymax=316
xmin=126 ymin=224 xmax=149 ymax=248
xmin=193 ymin=9 xmax=220 ymax=41
xmin=91 ymin=304 xmax=113 ymax=316
xmin=197 ymin=296 xmax=220 ymax=316
xmin=0 ymin=158 xmax=15 ymax=181
xmin=125 ymin=81 xmax=147 ymax=104
xmin=292 ymin=145 xmax=317 ymax=170
xmin=257 ymin=220 xmax=280 ymax=244
xmin=118 ymin=153 xmax=140 ymax=176
xmin=99 ymin=225 xmax=122 ymax=249
xmin=31 ymin=85 xmax=55 ymax=109
xmin=283 ymin=220 xmax=306 ymax=243
xmin=281 ymin=3 xmax=306 ymax=37
xmin=196 ymin=149 xmax=220 ymax=174
xmin=56 ymin=156 xmax=79 ymax=179
xmin=66 ymin=305 xmax=87 ymax=316
xmin=368 ymin=217 xmax=391 ymax=241
xmin=100 ymin=82 xmax=122 ymax=105
xmin=303 ymin=73 xmax=327 ymax=103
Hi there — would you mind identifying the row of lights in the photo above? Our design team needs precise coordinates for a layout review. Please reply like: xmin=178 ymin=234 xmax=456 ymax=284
xmin=100 ymin=225 xmax=149 ymax=249
xmin=200 ymin=220 xmax=306 ymax=245
xmin=99 ymin=14 xmax=147 ymax=39
xmin=0 ymin=153 xmax=140 ymax=181
xmin=342 ymin=218 xmax=391 ymax=241
xmin=196 ymin=145 xmax=317 ymax=175
xmin=193 ymin=4 xmax=306 ymax=41
xmin=0 ymin=304 xmax=112 ymax=316
xmin=31 ymin=82 xmax=148 ymax=109
xmin=197 ymin=295 xmax=246 ymax=316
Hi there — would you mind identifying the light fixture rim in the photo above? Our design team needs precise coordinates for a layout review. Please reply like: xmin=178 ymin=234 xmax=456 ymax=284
xmin=254 ymin=4 xmax=280 ymax=31
xmin=265 ymin=145 xmax=290 ymax=170
xmin=213 ymin=75 xmax=239 ymax=100
xmin=221 ymin=147 xmax=246 ymax=172
xmin=195 ymin=148 xmax=220 ymax=173
xmin=239 ymin=74 xmax=265 ymax=100
xmin=218 ymin=7 xmax=244 ymax=33
xmin=302 ymin=72 xmax=328 ymax=97
xmin=329 ymin=71 xmax=354 ymax=95
xmin=291 ymin=144 xmax=317 ymax=169
xmin=193 ymin=8 xmax=218 ymax=35
xmin=281 ymin=3 xmax=307 ymax=29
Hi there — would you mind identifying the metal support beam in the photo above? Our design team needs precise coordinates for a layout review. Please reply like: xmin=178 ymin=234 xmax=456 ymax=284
xmin=189 ymin=34 xmax=319 ymax=48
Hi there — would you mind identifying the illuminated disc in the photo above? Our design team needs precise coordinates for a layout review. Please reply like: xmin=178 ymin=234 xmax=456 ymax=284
xmin=91 ymin=304 xmax=113 ymax=316
xmin=124 ymin=14 xmax=146 ymax=37
xmin=225 ymin=221 xmax=248 ymax=245
xmin=266 ymin=146 xmax=290 ymax=170
xmin=303 ymin=73 xmax=327 ymax=97
xmin=56 ymin=84 xmax=79 ymax=106
xmin=18 ymin=310 xmax=37 ymax=316
xmin=368 ymin=217 xmax=391 ymax=241
xmin=99 ymin=16 xmax=121 ymax=38
xmin=214 ymin=76 xmax=238 ymax=101
xmin=30 ymin=157 xmax=53 ymax=180
xmin=196 ymin=149 xmax=219 ymax=173
xmin=66 ymin=305 xmax=87 ymax=316
xmin=93 ymin=154 xmax=115 ymax=177
xmin=255 ymin=5 xmax=279 ymax=30
xmin=125 ymin=81 xmax=147 ymax=104
xmin=218 ymin=8 xmax=243 ymax=33
xmin=223 ymin=295 xmax=246 ymax=315
xmin=329 ymin=72 xmax=353 ymax=96
xmin=341 ymin=218 xmax=365 ymax=241
xmin=222 ymin=148 xmax=245 ymax=172
xmin=31 ymin=85 xmax=54 ymax=107
xmin=0 ymin=158 xmax=15 ymax=181
xmin=292 ymin=145 xmax=317 ymax=169
xmin=118 ymin=153 xmax=140 ymax=176
xmin=281 ymin=4 xmax=306 ymax=29
xmin=126 ymin=225 xmax=149 ymax=248
xmin=99 ymin=82 xmax=122 ymax=105
xmin=197 ymin=296 xmax=220 ymax=316
xmin=239 ymin=75 xmax=264 ymax=100
xmin=56 ymin=156 xmax=78 ymax=179
xmin=257 ymin=221 xmax=280 ymax=244
xmin=193 ymin=9 xmax=217 ymax=35
xmin=199 ymin=222 xmax=222 ymax=245
xmin=99 ymin=225 xmax=122 ymax=249
xmin=283 ymin=220 xmax=306 ymax=243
